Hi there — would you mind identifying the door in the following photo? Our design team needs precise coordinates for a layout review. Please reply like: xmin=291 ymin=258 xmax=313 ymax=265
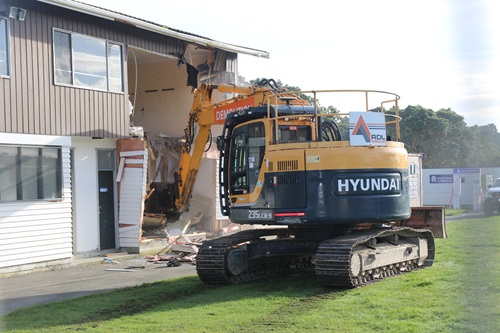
xmin=98 ymin=171 xmax=115 ymax=249
xmin=97 ymin=150 xmax=116 ymax=250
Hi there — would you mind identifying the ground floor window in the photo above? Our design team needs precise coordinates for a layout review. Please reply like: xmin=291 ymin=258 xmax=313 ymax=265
xmin=0 ymin=145 xmax=62 ymax=201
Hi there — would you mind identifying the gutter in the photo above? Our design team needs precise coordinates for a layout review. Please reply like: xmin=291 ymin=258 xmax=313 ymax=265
xmin=36 ymin=0 xmax=270 ymax=59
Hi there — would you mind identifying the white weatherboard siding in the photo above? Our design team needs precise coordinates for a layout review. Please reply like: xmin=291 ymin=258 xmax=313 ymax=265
xmin=118 ymin=150 xmax=147 ymax=248
xmin=0 ymin=146 xmax=72 ymax=268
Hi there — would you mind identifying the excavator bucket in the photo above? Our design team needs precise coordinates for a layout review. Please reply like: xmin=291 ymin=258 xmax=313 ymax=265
xmin=399 ymin=206 xmax=447 ymax=238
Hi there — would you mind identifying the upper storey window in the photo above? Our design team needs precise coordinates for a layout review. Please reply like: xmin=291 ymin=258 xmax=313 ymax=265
xmin=0 ymin=17 xmax=10 ymax=77
xmin=53 ymin=30 xmax=123 ymax=92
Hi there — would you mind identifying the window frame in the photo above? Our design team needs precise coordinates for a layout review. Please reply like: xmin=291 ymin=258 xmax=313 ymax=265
xmin=0 ymin=145 xmax=64 ymax=202
xmin=52 ymin=28 xmax=124 ymax=93
xmin=0 ymin=16 xmax=11 ymax=78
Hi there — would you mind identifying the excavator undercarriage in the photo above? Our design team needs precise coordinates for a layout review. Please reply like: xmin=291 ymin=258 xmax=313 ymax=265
xmin=196 ymin=225 xmax=434 ymax=288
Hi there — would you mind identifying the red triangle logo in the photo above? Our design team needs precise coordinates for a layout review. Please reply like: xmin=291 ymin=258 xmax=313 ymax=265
xmin=352 ymin=116 xmax=371 ymax=142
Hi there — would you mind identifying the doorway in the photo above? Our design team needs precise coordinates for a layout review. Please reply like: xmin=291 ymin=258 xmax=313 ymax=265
xmin=97 ymin=150 xmax=116 ymax=250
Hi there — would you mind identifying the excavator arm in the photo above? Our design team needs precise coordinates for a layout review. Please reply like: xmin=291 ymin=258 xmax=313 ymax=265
xmin=174 ymin=82 xmax=266 ymax=212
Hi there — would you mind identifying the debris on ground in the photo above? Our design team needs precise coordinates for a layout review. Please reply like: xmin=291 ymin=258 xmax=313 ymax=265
xmin=101 ymin=219 xmax=246 ymax=272
xmin=213 ymin=223 xmax=241 ymax=238
xmin=101 ymin=258 xmax=120 ymax=264
xmin=138 ymin=212 xmax=247 ymax=269
xmin=105 ymin=268 xmax=136 ymax=272
xmin=146 ymin=255 xmax=181 ymax=266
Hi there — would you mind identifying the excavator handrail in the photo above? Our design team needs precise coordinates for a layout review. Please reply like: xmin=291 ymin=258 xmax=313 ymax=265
xmin=265 ymin=89 xmax=401 ymax=142
xmin=270 ymin=111 xmax=402 ymax=121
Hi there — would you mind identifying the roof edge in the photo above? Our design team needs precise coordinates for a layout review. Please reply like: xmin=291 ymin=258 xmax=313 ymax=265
xmin=36 ymin=0 xmax=270 ymax=59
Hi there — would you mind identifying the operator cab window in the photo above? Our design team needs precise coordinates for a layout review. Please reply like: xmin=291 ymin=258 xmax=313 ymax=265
xmin=229 ymin=122 xmax=265 ymax=195
xmin=278 ymin=125 xmax=311 ymax=143
xmin=248 ymin=122 xmax=265 ymax=193
xmin=230 ymin=131 xmax=247 ymax=193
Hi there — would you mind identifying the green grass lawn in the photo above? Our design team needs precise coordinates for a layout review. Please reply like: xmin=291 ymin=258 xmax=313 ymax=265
xmin=444 ymin=208 xmax=467 ymax=216
xmin=3 ymin=216 xmax=499 ymax=333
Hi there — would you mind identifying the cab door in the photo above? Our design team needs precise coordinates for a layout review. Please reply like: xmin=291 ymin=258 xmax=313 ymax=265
xmin=229 ymin=121 xmax=265 ymax=199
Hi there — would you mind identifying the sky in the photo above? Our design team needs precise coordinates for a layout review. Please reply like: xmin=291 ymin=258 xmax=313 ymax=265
xmin=81 ymin=0 xmax=499 ymax=127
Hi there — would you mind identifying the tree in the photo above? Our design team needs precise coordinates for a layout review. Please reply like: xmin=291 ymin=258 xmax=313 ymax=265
xmin=399 ymin=106 xmax=449 ymax=167
xmin=399 ymin=105 xmax=500 ymax=168
xmin=466 ymin=124 xmax=500 ymax=167
xmin=237 ymin=75 xmax=251 ymax=86
xmin=434 ymin=108 xmax=470 ymax=167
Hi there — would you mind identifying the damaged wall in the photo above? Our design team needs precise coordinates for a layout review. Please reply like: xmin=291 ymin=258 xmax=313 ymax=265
xmin=128 ymin=60 xmax=192 ymax=137
xmin=127 ymin=48 xmax=238 ymax=138
xmin=142 ymin=134 xmax=215 ymax=229
xmin=128 ymin=52 xmax=237 ymax=233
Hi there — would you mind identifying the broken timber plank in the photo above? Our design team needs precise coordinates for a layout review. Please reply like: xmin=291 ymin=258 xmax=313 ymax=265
xmin=105 ymin=268 xmax=136 ymax=272
xmin=125 ymin=159 xmax=144 ymax=164
xmin=120 ymin=150 xmax=145 ymax=157
xmin=116 ymin=157 xmax=125 ymax=182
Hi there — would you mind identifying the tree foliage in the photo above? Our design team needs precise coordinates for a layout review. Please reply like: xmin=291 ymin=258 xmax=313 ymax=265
xmin=399 ymin=105 xmax=500 ymax=167
xmin=240 ymin=78 xmax=500 ymax=168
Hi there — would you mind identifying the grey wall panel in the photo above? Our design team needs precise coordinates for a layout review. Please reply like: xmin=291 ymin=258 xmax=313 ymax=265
xmin=1 ymin=0 xmax=186 ymax=138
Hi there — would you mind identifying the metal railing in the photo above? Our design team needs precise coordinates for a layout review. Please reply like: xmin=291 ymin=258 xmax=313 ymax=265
xmin=265 ymin=89 xmax=401 ymax=143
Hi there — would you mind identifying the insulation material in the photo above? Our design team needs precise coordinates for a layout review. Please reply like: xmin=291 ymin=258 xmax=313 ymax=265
xmin=145 ymin=133 xmax=183 ymax=183
xmin=141 ymin=133 xmax=184 ymax=219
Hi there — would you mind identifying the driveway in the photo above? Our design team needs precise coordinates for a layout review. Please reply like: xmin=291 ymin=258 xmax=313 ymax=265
xmin=0 ymin=256 xmax=197 ymax=316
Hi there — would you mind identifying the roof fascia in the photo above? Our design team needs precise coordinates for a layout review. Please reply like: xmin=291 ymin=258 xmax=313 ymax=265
xmin=37 ymin=0 xmax=270 ymax=58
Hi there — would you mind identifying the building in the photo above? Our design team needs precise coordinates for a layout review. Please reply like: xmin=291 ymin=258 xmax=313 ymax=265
xmin=422 ymin=167 xmax=500 ymax=209
xmin=0 ymin=0 xmax=268 ymax=273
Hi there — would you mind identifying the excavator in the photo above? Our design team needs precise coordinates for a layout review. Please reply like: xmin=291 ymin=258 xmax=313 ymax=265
xmin=169 ymin=79 xmax=440 ymax=287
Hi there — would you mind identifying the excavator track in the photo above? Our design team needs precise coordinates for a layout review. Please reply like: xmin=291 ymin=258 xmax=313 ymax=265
xmin=196 ymin=228 xmax=312 ymax=284
xmin=196 ymin=226 xmax=434 ymax=288
xmin=315 ymin=227 xmax=435 ymax=287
